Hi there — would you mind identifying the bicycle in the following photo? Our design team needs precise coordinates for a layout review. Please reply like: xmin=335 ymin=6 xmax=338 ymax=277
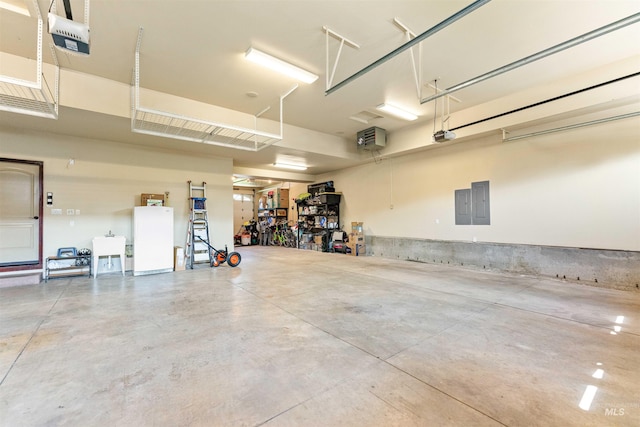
xmin=283 ymin=227 xmax=297 ymax=248
xmin=271 ymin=221 xmax=287 ymax=246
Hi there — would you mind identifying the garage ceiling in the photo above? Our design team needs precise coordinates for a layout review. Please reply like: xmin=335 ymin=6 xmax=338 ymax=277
xmin=1 ymin=0 xmax=639 ymax=178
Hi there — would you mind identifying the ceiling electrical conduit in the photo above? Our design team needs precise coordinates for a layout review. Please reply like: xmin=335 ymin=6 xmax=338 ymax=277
xmin=324 ymin=0 xmax=491 ymax=96
xmin=420 ymin=12 xmax=640 ymax=105
xmin=502 ymin=111 xmax=640 ymax=142
xmin=449 ymin=71 xmax=640 ymax=132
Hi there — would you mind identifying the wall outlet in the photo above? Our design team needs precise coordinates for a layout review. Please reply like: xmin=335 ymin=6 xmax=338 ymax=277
xmin=66 ymin=209 xmax=75 ymax=215
xmin=75 ymin=209 xmax=81 ymax=215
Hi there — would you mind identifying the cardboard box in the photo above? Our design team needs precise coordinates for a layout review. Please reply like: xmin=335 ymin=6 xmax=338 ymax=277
xmin=278 ymin=188 xmax=289 ymax=208
xmin=347 ymin=241 xmax=365 ymax=256
xmin=351 ymin=222 xmax=363 ymax=234
xmin=262 ymin=188 xmax=289 ymax=209
xmin=314 ymin=235 xmax=324 ymax=245
xmin=348 ymin=233 xmax=364 ymax=243
xmin=174 ymin=246 xmax=186 ymax=271
xmin=347 ymin=232 xmax=365 ymax=256
xmin=141 ymin=193 xmax=165 ymax=206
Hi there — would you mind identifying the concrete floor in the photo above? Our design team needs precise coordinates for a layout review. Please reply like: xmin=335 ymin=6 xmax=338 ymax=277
xmin=1 ymin=246 xmax=639 ymax=426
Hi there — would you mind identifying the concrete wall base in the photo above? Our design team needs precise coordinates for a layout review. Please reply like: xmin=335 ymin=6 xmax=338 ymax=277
xmin=367 ymin=236 xmax=640 ymax=292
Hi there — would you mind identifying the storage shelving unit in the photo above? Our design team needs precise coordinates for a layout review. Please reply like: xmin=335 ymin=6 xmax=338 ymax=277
xmin=45 ymin=255 xmax=92 ymax=281
xmin=296 ymin=192 xmax=341 ymax=252
xmin=257 ymin=208 xmax=288 ymax=221
xmin=258 ymin=188 xmax=289 ymax=225
xmin=258 ymin=188 xmax=289 ymax=222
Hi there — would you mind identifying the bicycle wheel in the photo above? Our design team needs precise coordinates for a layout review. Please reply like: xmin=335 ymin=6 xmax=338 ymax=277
xmin=227 ymin=252 xmax=242 ymax=267
xmin=285 ymin=233 xmax=295 ymax=248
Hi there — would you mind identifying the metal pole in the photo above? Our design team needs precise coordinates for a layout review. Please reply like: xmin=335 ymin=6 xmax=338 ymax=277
xmin=325 ymin=0 xmax=491 ymax=96
xmin=503 ymin=111 xmax=640 ymax=142
xmin=421 ymin=12 xmax=640 ymax=104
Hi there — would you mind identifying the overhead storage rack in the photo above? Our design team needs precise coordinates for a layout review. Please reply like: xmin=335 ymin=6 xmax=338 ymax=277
xmin=131 ymin=28 xmax=296 ymax=152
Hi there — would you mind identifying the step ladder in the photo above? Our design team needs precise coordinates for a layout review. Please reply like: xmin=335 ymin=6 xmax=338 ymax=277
xmin=186 ymin=181 xmax=214 ymax=268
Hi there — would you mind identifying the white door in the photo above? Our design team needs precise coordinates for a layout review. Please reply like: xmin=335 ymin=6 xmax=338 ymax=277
xmin=0 ymin=160 xmax=42 ymax=266
xmin=233 ymin=191 xmax=254 ymax=233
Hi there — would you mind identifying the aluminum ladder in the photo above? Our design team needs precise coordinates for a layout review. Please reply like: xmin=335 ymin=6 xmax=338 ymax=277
xmin=185 ymin=181 xmax=213 ymax=268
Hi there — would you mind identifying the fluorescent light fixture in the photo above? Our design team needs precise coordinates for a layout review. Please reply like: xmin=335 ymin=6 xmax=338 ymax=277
xmin=0 ymin=0 xmax=30 ymax=16
xmin=274 ymin=162 xmax=307 ymax=171
xmin=245 ymin=47 xmax=318 ymax=84
xmin=376 ymin=103 xmax=418 ymax=121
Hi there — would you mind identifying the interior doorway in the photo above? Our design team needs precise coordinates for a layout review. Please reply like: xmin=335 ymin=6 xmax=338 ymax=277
xmin=233 ymin=190 xmax=255 ymax=235
xmin=0 ymin=158 xmax=43 ymax=271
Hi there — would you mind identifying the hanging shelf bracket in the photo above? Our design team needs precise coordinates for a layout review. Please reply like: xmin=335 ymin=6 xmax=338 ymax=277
xmin=323 ymin=26 xmax=360 ymax=91
xmin=393 ymin=17 xmax=423 ymax=100
xmin=0 ymin=0 xmax=59 ymax=119
xmin=325 ymin=0 xmax=491 ymax=95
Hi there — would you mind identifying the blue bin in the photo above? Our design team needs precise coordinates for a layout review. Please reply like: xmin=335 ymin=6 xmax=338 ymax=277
xmin=192 ymin=197 xmax=206 ymax=209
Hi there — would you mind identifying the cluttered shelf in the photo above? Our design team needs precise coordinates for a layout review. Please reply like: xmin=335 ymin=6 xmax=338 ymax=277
xmin=295 ymin=181 xmax=343 ymax=252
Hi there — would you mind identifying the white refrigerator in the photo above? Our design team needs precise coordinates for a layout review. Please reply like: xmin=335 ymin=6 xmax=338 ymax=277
xmin=133 ymin=206 xmax=174 ymax=276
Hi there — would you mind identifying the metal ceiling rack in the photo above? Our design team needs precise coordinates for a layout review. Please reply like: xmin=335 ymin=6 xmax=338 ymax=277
xmin=0 ymin=0 xmax=59 ymax=119
xmin=131 ymin=28 xmax=297 ymax=151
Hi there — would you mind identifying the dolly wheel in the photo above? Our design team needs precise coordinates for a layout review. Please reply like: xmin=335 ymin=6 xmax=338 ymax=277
xmin=227 ymin=252 xmax=241 ymax=267
xmin=215 ymin=250 xmax=227 ymax=263
xmin=211 ymin=257 xmax=220 ymax=267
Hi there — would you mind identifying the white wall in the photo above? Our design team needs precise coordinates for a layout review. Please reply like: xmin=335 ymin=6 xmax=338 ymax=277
xmin=0 ymin=129 xmax=234 ymax=261
xmin=320 ymin=117 xmax=640 ymax=251
xmin=2 ymin=104 xmax=637 ymax=259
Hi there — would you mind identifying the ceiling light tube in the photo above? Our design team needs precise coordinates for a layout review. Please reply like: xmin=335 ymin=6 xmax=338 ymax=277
xmin=376 ymin=103 xmax=418 ymax=121
xmin=274 ymin=162 xmax=307 ymax=171
xmin=245 ymin=47 xmax=318 ymax=84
